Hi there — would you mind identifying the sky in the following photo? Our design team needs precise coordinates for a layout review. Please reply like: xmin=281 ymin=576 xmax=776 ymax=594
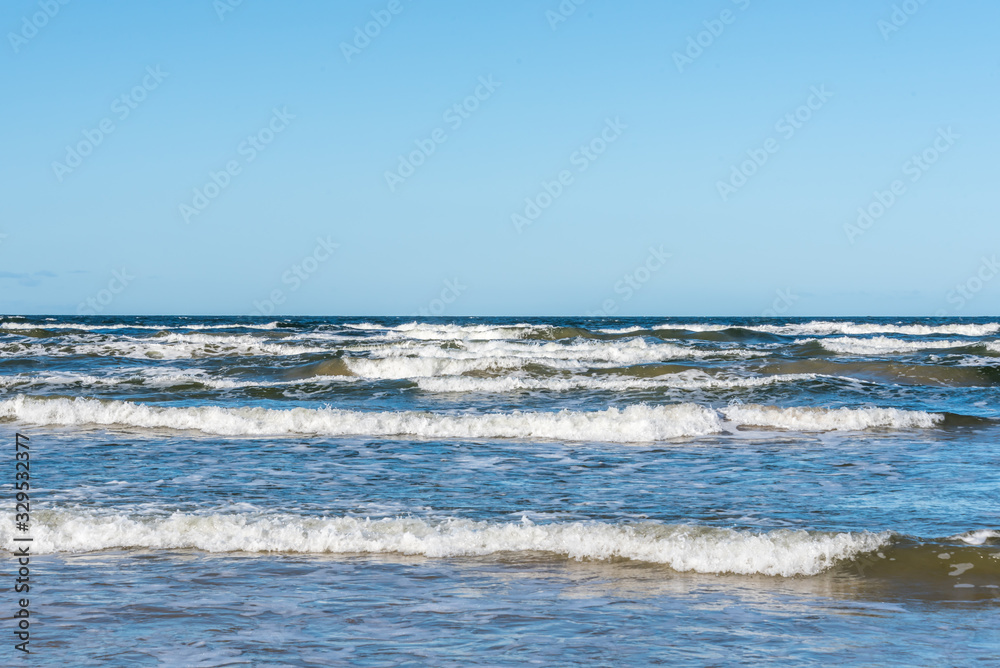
xmin=1 ymin=0 xmax=998 ymax=317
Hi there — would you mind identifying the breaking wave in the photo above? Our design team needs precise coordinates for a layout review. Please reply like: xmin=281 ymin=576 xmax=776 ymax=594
xmin=1 ymin=397 xmax=953 ymax=441
xmin=0 ymin=511 xmax=892 ymax=576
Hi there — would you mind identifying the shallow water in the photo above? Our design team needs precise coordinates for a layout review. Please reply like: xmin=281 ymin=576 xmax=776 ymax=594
xmin=2 ymin=316 xmax=998 ymax=665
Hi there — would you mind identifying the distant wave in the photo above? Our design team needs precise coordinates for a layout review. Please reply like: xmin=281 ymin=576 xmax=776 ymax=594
xmin=0 ymin=321 xmax=281 ymax=332
xmin=346 ymin=322 xmax=536 ymax=341
xmin=0 ymin=367 xmax=839 ymax=395
xmin=338 ymin=340 xmax=764 ymax=379
xmin=0 ymin=369 xmax=357 ymax=391
xmin=802 ymin=336 xmax=979 ymax=355
xmin=413 ymin=372 xmax=820 ymax=393
xmin=5 ymin=319 xmax=997 ymax=341
xmin=671 ymin=321 xmax=1000 ymax=337
xmin=1 ymin=397 xmax=950 ymax=441
xmin=0 ymin=333 xmax=325 ymax=359
xmin=342 ymin=321 xmax=1000 ymax=339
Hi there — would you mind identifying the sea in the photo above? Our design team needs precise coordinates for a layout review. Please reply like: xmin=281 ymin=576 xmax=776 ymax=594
xmin=1 ymin=315 xmax=998 ymax=666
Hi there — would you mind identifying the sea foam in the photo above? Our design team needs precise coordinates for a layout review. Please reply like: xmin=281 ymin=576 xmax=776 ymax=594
xmin=1 ymin=396 xmax=945 ymax=440
xmin=722 ymin=403 xmax=942 ymax=431
xmin=0 ymin=511 xmax=892 ymax=576
xmin=804 ymin=336 xmax=973 ymax=355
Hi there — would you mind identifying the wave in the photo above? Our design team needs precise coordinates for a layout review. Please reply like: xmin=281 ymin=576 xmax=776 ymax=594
xmin=0 ymin=367 xmax=820 ymax=395
xmin=3 ymin=510 xmax=998 ymax=588
xmin=0 ymin=369 xmax=357 ymax=392
xmin=339 ymin=339 xmax=763 ymax=378
xmin=357 ymin=322 xmax=536 ymax=341
xmin=414 ymin=372 xmax=821 ymax=394
xmin=1 ymin=397 xmax=956 ymax=440
xmin=804 ymin=336 xmax=978 ymax=355
xmin=677 ymin=321 xmax=1000 ymax=337
xmin=0 ymin=397 xmax=724 ymax=441
xmin=334 ymin=320 xmax=1000 ymax=339
xmin=0 ymin=333 xmax=766 ymax=366
xmin=721 ymin=403 xmax=942 ymax=431
xmin=762 ymin=359 xmax=1000 ymax=387
xmin=0 ymin=321 xmax=281 ymax=332
xmin=536 ymin=322 xmax=1000 ymax=340
xmin=951 ymin=529 xmax=1000 ymax=545
xmin=0 ymin=333 xmax=325 ymax=359
xmin=0 ymin=511 xmax=892 ymax=575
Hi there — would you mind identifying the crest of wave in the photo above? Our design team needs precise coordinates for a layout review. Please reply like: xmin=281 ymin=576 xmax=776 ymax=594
xmin=341 ymin=340 xmax=762 ymax=378
xmin=0 ymin=334 xmax=324 ymax=359
xmin=0 ymin=397 xmax=724 ymax=442
xmin=1 ymin=513 xmax=891 ymax=576
xmin=722 ymin=403 xmax=942 ymax=430
xmin=803 ymin=336 xmax=972 ymax=355
xmin=760 ymin=321 xmax=999 ymax=337
xmin=384 ymin=322 xmax=536 ymax=341
xmin=414 ymin=372 xmax=816 ymax=393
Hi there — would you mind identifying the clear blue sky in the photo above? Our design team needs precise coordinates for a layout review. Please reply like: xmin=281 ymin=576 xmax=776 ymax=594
xmin=1 ymin=0 xmax=998 ymax=316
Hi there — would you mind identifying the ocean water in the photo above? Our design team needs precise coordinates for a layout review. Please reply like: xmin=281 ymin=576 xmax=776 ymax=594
xmin=1 ymin=315 xmax=998 ymax=666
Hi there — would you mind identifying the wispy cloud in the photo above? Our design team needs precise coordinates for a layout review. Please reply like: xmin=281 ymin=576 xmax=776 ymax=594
xmin=0 ymin=271 xmax=57 ymax=287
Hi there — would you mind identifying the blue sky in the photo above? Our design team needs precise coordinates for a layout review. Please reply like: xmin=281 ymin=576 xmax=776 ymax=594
xmin=1 ymin=0 xmax=998 ymax=316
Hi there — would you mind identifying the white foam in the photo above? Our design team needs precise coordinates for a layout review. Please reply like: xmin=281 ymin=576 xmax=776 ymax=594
xmin=383 ymin=322 xmax=535 ymax=341
xmin=0 ymin=367 xmax=818 ymax=394
xmin=414 ymin=372 xmax=819 ymax=394
xmin=340 ymin=339 xmax=764 ymax=379
xmin=0 ymin=333 xmax=324 ymax=359
xmin=0 ymin=321 xmax=280 ymax=332
xmin=805 ymin=336 xmax=973 ymax=355
xmin=343 ymin=355 xmax=543 ymax=378
xmin=722 ymin=404 xmax=942 ymax=431
xmin=1 ymin=329 xmax=768 ymax=366
xmin=766 ymin=322 xmax=999 ymax=337
xmin=0 ymin=368 xmax=356 ymax=391
xmin=0 ymin=397 xmax=723 ymax=442
xmin=594 ymin=326 xmax=649 ymax=334
xmin=950 ymin=530 xmax=1000 ymax=546
xmin=663 ymin=321 xmax=1000 ymax=337
xmin=457 ymin=338 xmax=759 ymax=363
xmin=0 ymin=512 xmax=892 ymax=575
xmin=1 ymin=396 xmax=947 ymax=439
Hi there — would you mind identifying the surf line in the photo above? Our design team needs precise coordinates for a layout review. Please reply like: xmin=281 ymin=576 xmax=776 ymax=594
xmin=12 ymin=432 xmax=32 ymax=654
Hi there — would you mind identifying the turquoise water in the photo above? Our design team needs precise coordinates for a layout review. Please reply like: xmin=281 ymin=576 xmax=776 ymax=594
xmin=2 ymin=316 xmax=998 ymax=665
